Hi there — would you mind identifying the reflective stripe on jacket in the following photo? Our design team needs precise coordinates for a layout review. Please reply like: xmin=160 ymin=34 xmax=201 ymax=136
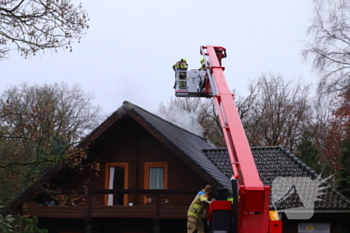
xmin=173 ymin=61 xmax=188 ymax=70
xmin=187 ymin=190 xmax=211 ymax=218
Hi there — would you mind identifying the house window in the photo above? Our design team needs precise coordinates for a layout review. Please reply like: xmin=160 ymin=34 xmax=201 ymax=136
xmin=105 ymin=163 xmax=128 ymax=206
xmin=149 ymin=167 xmax=164 ymax=189
xmin=144 ymin=162 xmax=168 ymax=203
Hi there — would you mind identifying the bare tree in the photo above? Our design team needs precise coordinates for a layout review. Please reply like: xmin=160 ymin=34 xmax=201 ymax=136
xmin=160 ymin=74 xmax=312 ymax=153
xmin=303 ymin=0 xmax=350 ymax=94
xmin=0 ymin=82 xmax=102 ymax=203
xmin=307 ymin=94 xmax=333 ymax=149
xmin=234 ymin=79 xmax=262 ymax=129
xmin=243 ymin=74 xmax=311 ymax=152
xmin=157 ymin=86 xmax=263 ymax=147
xmin=0 ymin=0 xmax=89 ymax=59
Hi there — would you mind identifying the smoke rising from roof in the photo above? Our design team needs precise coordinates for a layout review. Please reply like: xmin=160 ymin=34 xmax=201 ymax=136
xmin=156 ymin=104 xmax=203 ymax=137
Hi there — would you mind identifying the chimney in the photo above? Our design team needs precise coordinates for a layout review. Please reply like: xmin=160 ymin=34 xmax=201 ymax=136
xmin=202 ymin=128 xmax=208 ymax=143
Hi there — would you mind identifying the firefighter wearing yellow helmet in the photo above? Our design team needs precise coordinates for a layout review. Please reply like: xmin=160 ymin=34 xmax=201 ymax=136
xmin=198 ymin=58 xmax=208 ymax=90
xmin=199 ymin=58 xmax=207 ymax=71
xmin=173 ymin=58 xmax=188 ymax=71
xmin=173 ymin=58 xmax=188 ymax=89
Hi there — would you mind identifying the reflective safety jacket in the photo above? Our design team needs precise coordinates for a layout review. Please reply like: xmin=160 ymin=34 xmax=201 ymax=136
xmin=227 ymin=197 xmax=234 ymax=203
xmin=199 ymin=60 xmax=207 ymax=71
xmin=187 ymin=189 xmax=211 ymax=218
xmin=173 ymin=61 xmax=188 ymax=71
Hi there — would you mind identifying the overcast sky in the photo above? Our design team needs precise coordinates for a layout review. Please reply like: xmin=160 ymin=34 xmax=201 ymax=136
xmin=1 ymin=0 xmax=316 ymax=116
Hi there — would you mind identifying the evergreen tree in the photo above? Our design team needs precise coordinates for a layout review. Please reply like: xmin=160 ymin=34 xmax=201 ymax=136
xmin=296 ymin=130 xmax=322 ymax=174
xmin=337 ymin=139 xmax=350 ymax=199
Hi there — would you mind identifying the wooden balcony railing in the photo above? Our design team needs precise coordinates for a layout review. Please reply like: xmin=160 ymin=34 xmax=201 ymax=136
xmin=23 ymin=189 xmax=196 ymax=221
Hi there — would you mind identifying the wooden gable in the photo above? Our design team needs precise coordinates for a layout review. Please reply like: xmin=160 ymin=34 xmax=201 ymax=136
xmin=9 ymin=101 xmax=228 ymax=233
xmin=15 ymin=109 xmax=213 ymax=233
xmin=54 ymin=115 xmax=209 ymax=206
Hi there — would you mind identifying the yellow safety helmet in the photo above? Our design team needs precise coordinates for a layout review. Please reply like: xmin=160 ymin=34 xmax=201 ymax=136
xmin=181 ymin=58 xmax=187 ymax=62
xmin=200 ymin=58 xmax=205 ymax=62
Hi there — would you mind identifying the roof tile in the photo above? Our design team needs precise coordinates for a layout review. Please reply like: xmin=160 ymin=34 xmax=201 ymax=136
xmin=204 ymin=146 xmax=350 ymax=211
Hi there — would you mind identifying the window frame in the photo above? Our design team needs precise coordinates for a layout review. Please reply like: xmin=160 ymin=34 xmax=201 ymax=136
xmin=104 ymin=163 xmax=129 ymax=206
xmin=144 ymin=162 xmax=168 ymax=204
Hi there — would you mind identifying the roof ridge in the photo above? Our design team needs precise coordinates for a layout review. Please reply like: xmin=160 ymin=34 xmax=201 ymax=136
xmin=277 ymin=146 xmax=350 ymax=204
xmin=123 ymin=101 xmax=206 ymax=140
xmin=278 ymin=146 xmax=319 ymax=178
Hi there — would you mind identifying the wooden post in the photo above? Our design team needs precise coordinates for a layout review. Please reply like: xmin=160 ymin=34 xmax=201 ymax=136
xmin=87 ymin=192 xmax=92 ymax=221
xmin=154 ymin=193 xmax=160 ymax=233
xmin=85 ymin=192 xmax=93 ymax=233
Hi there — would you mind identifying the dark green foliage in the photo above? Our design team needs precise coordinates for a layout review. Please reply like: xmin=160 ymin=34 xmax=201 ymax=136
xmin=11 ymin=216 xmax=48 ymax=233
xmin=320 ymin=163 xmax=333 ymax=179
xmin=0 ymin=205 xmax=15 ymax=233
xmin=296 ymin=131 xmax=322 ymax=174
xmin=0 ymin=204 xmax=47 ymax=233
xmin=337 ymin=139 xmax=350 ymax=199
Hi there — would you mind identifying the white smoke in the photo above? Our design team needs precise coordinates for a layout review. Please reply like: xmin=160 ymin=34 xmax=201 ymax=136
xmin=156 ymin=104 xmax=204 ymax=136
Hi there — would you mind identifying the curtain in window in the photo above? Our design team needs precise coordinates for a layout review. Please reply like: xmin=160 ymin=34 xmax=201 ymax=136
xmin=107 ymin=167 xmax=115 ymax=206
xmin=149 ymin=167 xmax=164 ymax=189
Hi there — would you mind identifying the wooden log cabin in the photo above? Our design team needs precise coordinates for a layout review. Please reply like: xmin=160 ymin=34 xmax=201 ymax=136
xmin=8 ymin=101 xmax=350 ymax=233
xmin=8 ymin=101 xmax=230 ymax=233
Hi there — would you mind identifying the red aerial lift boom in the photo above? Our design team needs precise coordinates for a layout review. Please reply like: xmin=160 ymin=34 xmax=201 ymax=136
xmin=174 ymin=46 xmax=282 ymax=233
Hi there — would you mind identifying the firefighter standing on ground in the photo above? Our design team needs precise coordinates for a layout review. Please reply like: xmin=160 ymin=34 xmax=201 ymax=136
xmin=173 ymin=58 xmax=188 ymax=88
xmin=187 ymin=185 xmax=212 ymax=233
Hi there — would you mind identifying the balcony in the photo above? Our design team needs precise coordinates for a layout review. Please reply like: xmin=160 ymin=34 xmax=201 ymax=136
xmin=22 ymin=189 xmax=195 ymax=220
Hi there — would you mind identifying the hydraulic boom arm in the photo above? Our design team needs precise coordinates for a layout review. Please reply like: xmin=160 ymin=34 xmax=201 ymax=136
xmin=175 ymin=46 xmax=282 ymax=233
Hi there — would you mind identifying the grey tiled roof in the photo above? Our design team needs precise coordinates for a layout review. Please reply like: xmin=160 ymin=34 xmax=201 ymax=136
xmin=123 ymin=101 xmax=231 ymax=190
xmin=9 ymin=101 xmax=231 ymax=212
xmin=204 ymin=146 xmax=350 ymax=211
